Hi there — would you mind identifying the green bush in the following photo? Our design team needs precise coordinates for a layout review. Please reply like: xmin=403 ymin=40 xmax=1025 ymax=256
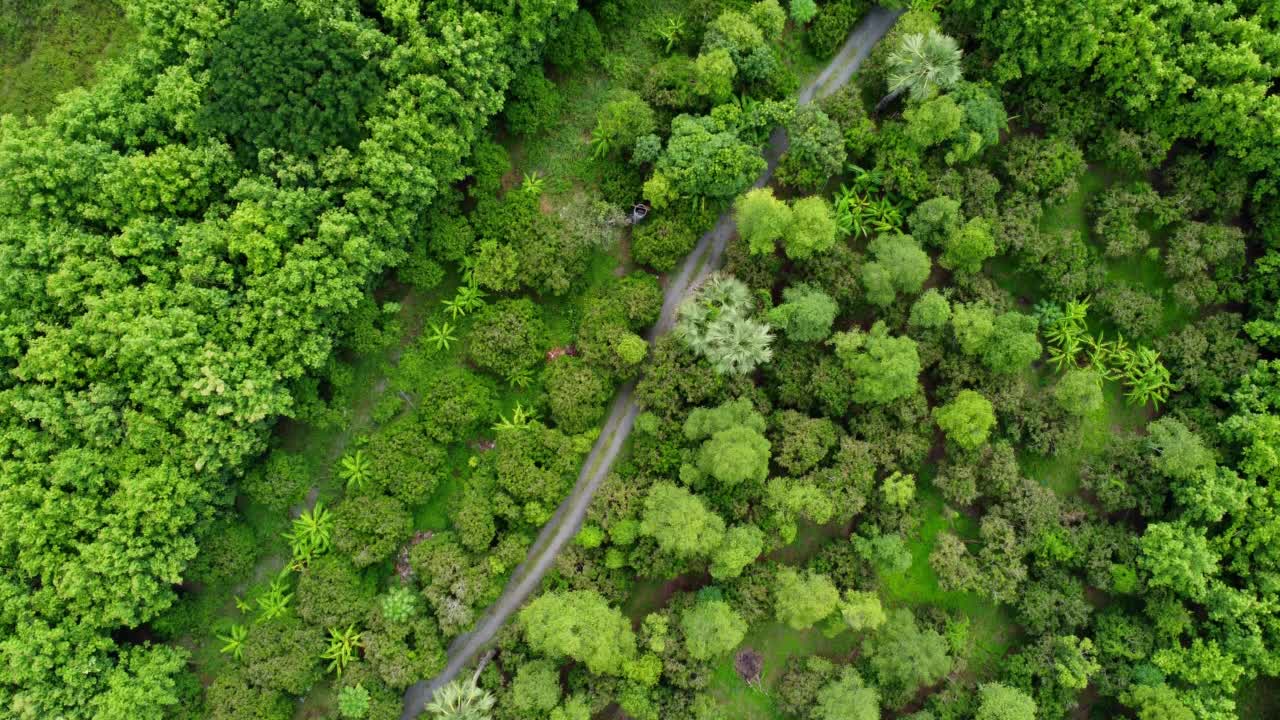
xmin=412 ymin=365 xmax=497 ymax=445
xmin=241 ymin=450 xmax=312 ymax=511
xmin=366 ymin=419 xmax=449 ymax=504
xmin=808 ymin=0 xmax=866 ymax=58
xmin=546 ymin=9 xmax=603 ymax=70
xmin=631 ymin=212 xmax=700 ymax=271
xmin=333 ymin=494 xmax=412 ymax=568
xmin=361 ymin=613 xmax=447 ymax=690
xmin=206 ymin=671 xmax=293 ymax=720
xmin=241 ymin=617 xmax=325 ymax=695
xmin=468 ymin=298 xmax=548 ymax=375
xmin=504 ymin=69 xmax=562 ymax=137
xmin=546 ymin=357 xmax=613 ymax=434
xmin=186 ymin=518 xmax=257 ymax=587
xmin=295 ymin=554 xmax=377 ymax=629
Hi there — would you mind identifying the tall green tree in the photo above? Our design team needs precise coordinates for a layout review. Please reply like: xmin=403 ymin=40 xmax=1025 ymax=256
xmin=520 ymin=591 xmax=638 ymax=676
xmin=774 ymin=568 xmax=841 ymax=629
xmin=974 ymin=682 xmax=1037 ymax=720
xmin=681 ymin=601 xmax=748 ymax=660
xmin=639 ymin=482 xmax=727 ymax=557
xmin=862 ymin=234 xmax=931 ymax=306
xmin=831 ymin=321 xmax=922 ymax=405
xmin=933 ymin=390 xmax=996 ymax=451
xmin=735 ymin=187 xmax=792 ymax=255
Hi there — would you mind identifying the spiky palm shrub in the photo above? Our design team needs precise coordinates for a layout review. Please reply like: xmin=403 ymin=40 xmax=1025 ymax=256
xmin=676 ymin=274 xmax=774 ymax=376
xmin=337 ymin=684 xmax=370 ymax=719
xmin=877 ymin=30 xmax=963 ymax=113
xmin=380 ymin=586 xmax=417 ymax=623
xmin=425 ymin=679 xmax=496 ymax=720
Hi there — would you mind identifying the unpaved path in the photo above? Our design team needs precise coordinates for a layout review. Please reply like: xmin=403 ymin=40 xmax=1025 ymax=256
xmin=400 ymin=9 xmax=902 ymax=717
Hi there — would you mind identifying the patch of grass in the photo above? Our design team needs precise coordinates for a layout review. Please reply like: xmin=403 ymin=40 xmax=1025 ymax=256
xmin=708 ymin=622 xmax=861 ymax=720
xmin=1021 ymin=380 xmax=1149 ymax=496
xmin=1039 ymin=167 xmax=1107 ymax=239
xmin=510 ymin=73 xmax=614 ymax=195
xmin=0 ymin=0 xmax=136 ymax=118
xmin=879 ymin=482 xmax=1016 ymax=674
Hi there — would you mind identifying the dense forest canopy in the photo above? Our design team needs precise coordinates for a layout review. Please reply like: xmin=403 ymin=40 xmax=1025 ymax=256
xmin=0 ymin=0 xmax=571 ymax=715
xmin=2 ymin=0 xmax=1280 ymax=719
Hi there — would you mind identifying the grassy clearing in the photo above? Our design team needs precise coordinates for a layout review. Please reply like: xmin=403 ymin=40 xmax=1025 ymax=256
xmin=0 ymin=0 xmax=135 ymax=117
xmin=1039 ymin=168 xmax=1107 ymax=239
xmin=879 ymin=481 xmax=1016 ymax=675
xmin=1021 ymin=380 xmax=1149 ymax=496
xmin=708 ymin=621 xmax=862 ymax=720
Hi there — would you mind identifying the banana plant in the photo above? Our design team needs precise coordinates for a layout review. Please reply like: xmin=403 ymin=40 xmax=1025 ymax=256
xmin=521 ymin=171 xmax=545 ymax=196
xmin=1122 ymin=346 xmax=1175 ymax=409
xmin=217 ymin=624 xmax=248 ymax=661
xmin=590 ymin=125 xmax=615 ymax=159
xmin=846 ymin=164 xmax=885 ymax=194
xmin=456 ymin=283 xmax=487 ymax=313
xmin=504 ymin=367 xmax=533 ymax=389
xmin=427 ymin=320 xmax=458 ymax=352
xmin=256 ymin=570 xmax=293 ymax=624
xmin=283 ymin=502 xmax=333 ymax=569
xmin=322 ymin=625 xmax=363 ymax=677
xmin=655 ymin=16 xmax=684 ymax=54
xmin=338 ymin=450 xmax=370 ymax=492
xmin=493 ymin=402 xmax=537 ymax=431
xmin=441 ymin=295 xmax=468 ymax=320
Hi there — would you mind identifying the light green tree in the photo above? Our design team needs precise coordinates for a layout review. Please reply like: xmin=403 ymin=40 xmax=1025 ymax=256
xmin=908 ymin=196 xmax=962 ymax=249
xmin=683 ymin=398 xmax=771 ymax=487
xmin=735 ymin=187 xmax=793 ymax=255
xmin=775 ymin=568 xmax=841 ymax=629
xmin=768 ymin=284 xmax=838 ymax=342
xmin=1138 ymin=522 xmax=1218 ymax=599
xmin=782 ymin=195 xmax=839 ymax=260
xmin=711 ymin=524 xmax=766 ymax=579
xmin=512 ymin=660 xmax=562 ymax=714
xmin=814 ymin=669 xmax=880 ymax=720
xmin=933 ymin=390 xmax=996 ymax=451
xmin=909 ymin=289 xmax=952 ymax=330
xmin=520 ymin=591 xmax=637 ymax=676
xmin=862 ymin=234 xmax=931 ymax=306
xmin=831 ymin=321 xmax=922 ymax=405
xmin=694 ymin=49 xmax=738 ymax=104
xmin=838 ymin=590 xmax=887 ymax=632
xmin=639 ymin=482 xmax=727 ymax=557
xmin=974 ymin=682 xmax=1037 ymax=720
xmin=940 ymin=217 xmax=996 ymax=274
xmin=1055 ymin=368 xmax=1104 ymax=415
xmin=681 ymin=601 xmax=748 ymax=660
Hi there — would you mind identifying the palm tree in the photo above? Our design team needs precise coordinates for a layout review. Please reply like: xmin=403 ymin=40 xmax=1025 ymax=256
xmin=704 ymin=313 xmax=774 ymax=376
xmin=875 ymin=30 xmax=963 ymax=114
xmin=425 ymin=678 xmax=496 ymax=720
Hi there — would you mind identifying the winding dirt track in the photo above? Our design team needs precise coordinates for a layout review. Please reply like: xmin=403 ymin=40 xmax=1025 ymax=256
xmin=400 ymin=9 xmax=902 ymax=717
